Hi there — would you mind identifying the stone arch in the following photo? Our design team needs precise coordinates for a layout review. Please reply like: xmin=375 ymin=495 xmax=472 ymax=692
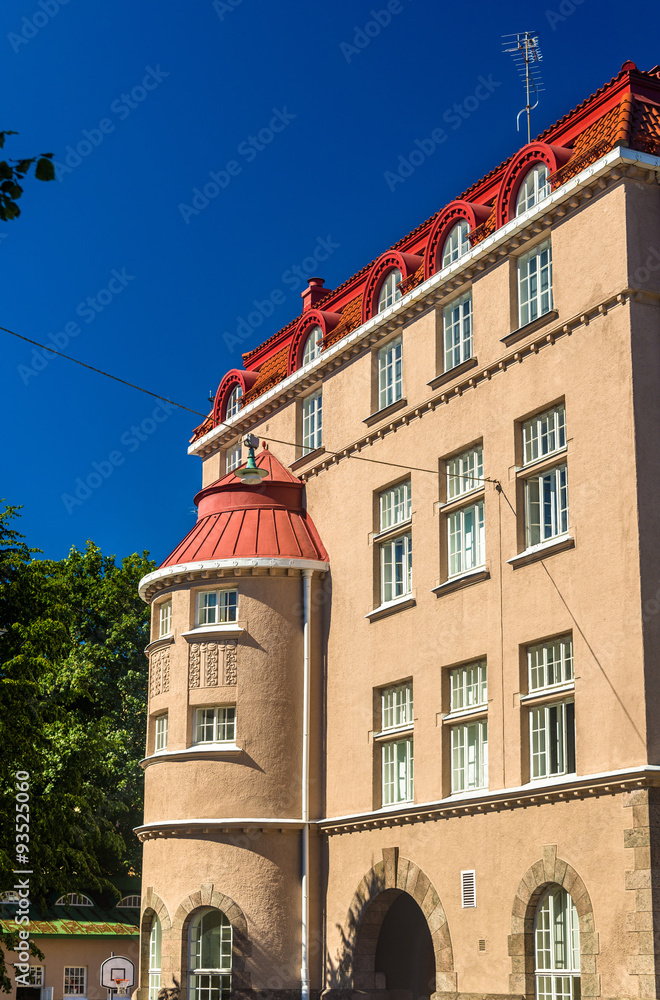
xmin=172 ymin=884 xmax=251 ymax=990
xmin=509 ymin=845 xmax=600 ymax=999
xmin=341 ymin=849 xmax=456 ymax=994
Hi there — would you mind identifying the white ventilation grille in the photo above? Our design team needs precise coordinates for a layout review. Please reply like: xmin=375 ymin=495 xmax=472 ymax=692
xmin=461 ymin=869 xmax=476 ymax=908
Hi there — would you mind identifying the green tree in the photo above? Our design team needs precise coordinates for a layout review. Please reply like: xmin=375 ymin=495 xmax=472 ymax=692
xmin=0 ymin=132 xmax=55 ymax=221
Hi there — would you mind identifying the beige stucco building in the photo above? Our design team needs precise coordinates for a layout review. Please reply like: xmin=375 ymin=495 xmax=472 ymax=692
xmin=135 ymin=63 xmax=660 ymax=1000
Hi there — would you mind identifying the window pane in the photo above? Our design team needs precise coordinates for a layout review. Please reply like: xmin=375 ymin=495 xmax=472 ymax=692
xmin=378 ymin=269 xmax=403 ymax=312
xmin=448 ymin=501 xmax=485 ymax=577
xmin=443 ymin=292 xmax=473 ymax=371
xmin=442 ymin=221 xmax=470 ymax=267
xmin=303 ymin=325 xmax=323 ymax=365
xmin=302 ymin=390 xmax=322 ymax=454
xmin=528 ymin=637 xmax=573 ymax=693
xmin=450 ymin=662 xmax=487 ymax=713
xmin=381 ymin=682 xmax=413 ymax=730
xmin=518 ymin=241 xmax=553 ymax=328
xmin=378 ymin=336 xmax=403 ymax=409
xmin=155 ymin=715 xmax=168 ymax=752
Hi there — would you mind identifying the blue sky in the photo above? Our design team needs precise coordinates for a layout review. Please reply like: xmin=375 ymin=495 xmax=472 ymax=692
xmin=0 ymin=0 xmax=655 ymax=564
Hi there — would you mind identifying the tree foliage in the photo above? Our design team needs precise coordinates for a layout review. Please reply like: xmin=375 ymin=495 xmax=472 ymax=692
xmin=0 ymin=132 xmax=55 ymax=222
xmin=0 ymin=503 xmax=154 ymax=990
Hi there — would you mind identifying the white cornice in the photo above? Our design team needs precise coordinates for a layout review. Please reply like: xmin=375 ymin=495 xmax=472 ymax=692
xmin=139 ymin=557 xmax=329 ymax=601
xmin=189 ymin=147 xmax=660 ymax=459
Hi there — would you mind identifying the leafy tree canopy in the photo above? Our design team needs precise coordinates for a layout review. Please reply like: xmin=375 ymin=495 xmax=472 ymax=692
xmin=0 ymin=132 xmax=55 ymax=221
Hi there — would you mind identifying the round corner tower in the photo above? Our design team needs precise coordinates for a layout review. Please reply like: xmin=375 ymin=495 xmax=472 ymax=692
xmin=135 ymin=445 xmax=329 ymax=1000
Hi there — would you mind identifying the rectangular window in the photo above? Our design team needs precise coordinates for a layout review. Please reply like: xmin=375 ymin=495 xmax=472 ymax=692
xmin=518 ymin=240 xmax=553 ymax=327
xmin=450 ymin=661 xmax=487 ymax=712
xmin=380 ymin=532 xmax=412 ymax=604
xmin=64 ymin=968 xmax=86 ymax=996
xmin=382 ymin=738 xmax=413 ymax=805
xmin=530 ymin=700 xmax=575 ymax=779
xmin=451 ymin=720 xmax=488 ymax=792
xmin=302 ymin=389 xmax=323 ymax=454
xmin=528 ymin=637 xmax=573 ymax=693
xmin=379 ymin=480 xmax=411 ymax=532
xmin=381 ymin=682 xmax=413 ymax=732
xmin=226 ymin=442 xmax=241 ymax=473
xmin=29 ymin=967 xmax=44 ymax=987
xmin=448 ymin=501 xmax=485 ymax=577
xmin=155 ymin=714 xmax=168 ymax=753
xmin=194 ymin=706 xmax=236 ymax=744
xmin=523 ymin=404 xmax=566 ymax=466
xmin=525 ymin=464 xmax=568 ymax=547
xmin=159 ymin=599 xmax=172 ymax=638
xmin=446 ymin=445 xmax=483 ymax=501
xmin=443 ymin=292 xmax=472 ymax=371
xmin=197 ymin=590 xmax=238 ymax=625
xmin=378 ymin=335 xmax=403 ymax=410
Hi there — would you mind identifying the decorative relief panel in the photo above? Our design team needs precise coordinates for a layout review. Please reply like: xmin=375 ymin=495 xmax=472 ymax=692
xmin=188 ymin=640 xmax=238 ymax=688
xmin=149 ymin=647 xmax=170 ymax=698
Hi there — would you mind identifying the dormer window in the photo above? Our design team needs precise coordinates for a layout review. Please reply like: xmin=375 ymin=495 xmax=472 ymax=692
xmin=516 ymin=164 xmax=550 ymax=216
xmin=378 ymin=269 xmax=402 ymax=313
xmin=302 ymin=325 xmax=323 ymax=366
xmin=442 ymin=221 xmax=470 ymax=267
xmin=226 ymin=386 xmax=243 ymax=420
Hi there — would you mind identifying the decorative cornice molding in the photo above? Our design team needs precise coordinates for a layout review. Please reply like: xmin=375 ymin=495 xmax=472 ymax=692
xmin=135 ymin=817 xmax=305 ymax=841
xmin=139 ymin=556 xmax=329 ymax=602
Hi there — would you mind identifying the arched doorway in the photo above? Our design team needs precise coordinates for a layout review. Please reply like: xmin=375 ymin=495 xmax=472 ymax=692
xmin=356 ymin=888 xmax=436 ymax=999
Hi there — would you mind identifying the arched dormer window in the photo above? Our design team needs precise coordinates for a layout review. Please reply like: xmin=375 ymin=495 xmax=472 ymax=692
xmin=117 ymin=895 xmax=141 ymax=908
xmin=442 ymin=221 xmax=470 ymax=267
xmin=516 ymin=164 xmax=550 ymax=216
xmin=55 ymin=893 xmax=93 ymax=906
xmin=189 ymin=909 xmax=232 ymax=1000
xmin=378 ymin=269 xmax=403 ymax=313
xmin=148 ymin=916 xmax=162 ymax=1000
xmin=535 ymin=887 xmax=580 ymax=1000
xmin=302 ymin=325 xmax=323 ymax=366
xmin=226 ymin=386 xmax=243 ymax=420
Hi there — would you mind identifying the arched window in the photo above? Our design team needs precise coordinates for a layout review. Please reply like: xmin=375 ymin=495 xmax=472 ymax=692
xmin=302 ymin=325 xmax=323 ymax=366
xmin=117 ymin=895 xmax=141 ymax=909
xmin=378 ymin=269 xmax=403 ymax=313
xmin=535 ymin=887 xmax=580 ymax=1000
xmin=226 ymin=386 xmax=243 ymax=420
xmin=516 ymin=164 xmax=550 ymax=216
xmin=55 ymin=893 xmax=93 ymax=906
xmin=442 ymin=221 xmax=470 ymax=267
xmin=189 ymin=909 xmax=232 ymax=1000
xmin=148 ymin=916 xmax=161 ymax=1000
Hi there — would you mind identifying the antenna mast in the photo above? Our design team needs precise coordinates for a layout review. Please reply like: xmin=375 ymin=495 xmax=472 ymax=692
xmin=502 ymin=31 xmax=545 ymax=143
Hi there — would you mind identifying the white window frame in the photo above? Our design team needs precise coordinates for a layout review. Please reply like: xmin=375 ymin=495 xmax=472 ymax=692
xmin=55 ymin=894 xmax=93 ymax=906
xmin=446 ymin=445 xmax=483 ymax=502
xmin=451 ymin=719 xmax=488 ymax=792
xmin=194 ymin=706 xmax=236 ymax=745
xmin=379 ymin=480 xmax=411 ymax=532
xmin=154 ymin=714 xmax=168 ymax=753
xmin=523 ymin=404 xmax=566 ymax=466
xmin=302 ymin=389 xmax=322 ymax=454
xmin=29 ymin=966 xmax=44 ymax=987
xmin=443 ymin=291 xmax=472 ymax=371
xmin=378 ymin=335 xmax=403 ymax=410
xmin=226 ymin=442 xmax=241 ymax=474
xmin=63 ymin=967 xmax=87 ymax=996
xmin=225 ymin=385 xmax=243 ymax=420
xmin=302 ymin=325 xmax=323 ymax=365
xmin=382 ymin=737 xmax=413 ymax=805
xmin=380 ymin=532 xmax=412 ymax=604
xmin=378 ymin=268 xmax=402 ymax=312
xmin=442 ymin=220 xmax=470 ymax=267
xmin=450 ymin=661 xmax=487 ymax=713
xmin=189 ymin=909 xmax=232 ymax=1000
xmin=530 ymin=698 xmax=575 ymax=780
xmin=518 ymin=239 xmax=553 ymax=328
xmin=524 ymin=463 xmax=568 ymax=548
xmin=528 ymin=637 xmax=573 ymax=694
xmin=381 ymin=682 xmax=413 ymax=732
xmin=158 ymin=599 xmax=172 ymax=638
xmin=448 ymin=500 xmax=485 ymax=578
xmin=148 ymin=916 xmax=161 ymax=1000
xmin=534 ymin=887 xmax=580 ymax=1000
xmin=516 ymin=163 xmax=550 ymax=216
xmin=196 ymin=590 xmax=238 ymax=626
xmin=117 ymin=895 xmax=141 ymax=908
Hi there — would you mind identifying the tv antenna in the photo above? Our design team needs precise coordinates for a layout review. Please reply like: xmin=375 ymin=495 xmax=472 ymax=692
xmin=502 ymin=31 xmax=544 ymax=143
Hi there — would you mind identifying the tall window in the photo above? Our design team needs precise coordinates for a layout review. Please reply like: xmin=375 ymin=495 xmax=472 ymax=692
xmin=449 ymin=663 xmax=488 ymax=793
xmin=155 ymin=714 xmax=168 ymax=753
xmin=378 ymin=336 xmax=403 ymax=410
xmin=63 ymin=968 xmax=87 ymax=996
xmin=197 ymin=590 xmax=238 ymax=626
xmin=518 ymin=240 xmax=553 ymax=327
xmin=302 ymin=389 xmax=322 ymax=454
xmin=378 ymin=482 xmax=412 ymax=605
xmin=535 ymin=888 xmax=580 ymax=1000
xmin=149 ymin=917 xmax=162 ymax=1000
xmin=523 ymin=404 xmax=566 ymax=465
xmin=530 ymin=700 xmax=575 ymax=780
xmin=225 ymin=386 xmax=243 ymax=419
xmin=442 ymin=220 xmax=470 ymax=267
xmin=443 ymin=291 xmax=472 ymax=371
xmin=226 ymin=442 xmax=241 ymax=474
xmin=189 ymin=909 xmax=232 ymax=1000
xmin=516 ymin=164 xmax=550 ymax=216
xmin=446 ymin=445 xmax=483 ymax=501
xmin=448 ymin=500 xmax=485 ymax=577
xmin=194 ymin=706 xmax=236 ymax=744
xmin=378 ymin=269 xmax=402 ymax=312
xmin=302 ymin=325 xmax=323 ymax=365
xmin=525 ymin=464 xmax=568 ymax=548
xmin=380 ymin=683 xmax=413 ymax=805
xmin=159 ymin=599 xmax=172 ymax=638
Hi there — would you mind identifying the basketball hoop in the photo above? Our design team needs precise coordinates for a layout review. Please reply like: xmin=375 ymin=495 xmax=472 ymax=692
xmin=113 ymin=979 xmax=129 ymax=996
